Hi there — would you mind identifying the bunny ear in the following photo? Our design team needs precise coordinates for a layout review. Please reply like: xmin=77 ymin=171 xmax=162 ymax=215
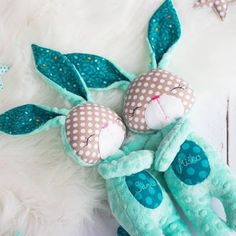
xmin=65 ymin=53 xmax=135 ymax=90
xmin=31 ymin=44 xmax=91 ymax=104
xmin=0 ymin=104 xmax=66 ymax=135
xmin=148 ymin=0 xmax=181 ymax=68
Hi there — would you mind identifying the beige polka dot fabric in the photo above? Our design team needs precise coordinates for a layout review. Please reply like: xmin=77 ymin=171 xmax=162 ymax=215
xmin=194 ymin=0 xmax=235 ymax=21
xmin=123 ymin=69 xmax=195 ymax=132
xmin=65 ymin=103 xmax=125 ymax=165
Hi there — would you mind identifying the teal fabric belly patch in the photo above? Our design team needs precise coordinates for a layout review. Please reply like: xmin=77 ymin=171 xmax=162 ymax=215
xmin=171 ymin=140 xmax=211 ymax=185
xmin=125 ymin=170 xmax=163 ymax=209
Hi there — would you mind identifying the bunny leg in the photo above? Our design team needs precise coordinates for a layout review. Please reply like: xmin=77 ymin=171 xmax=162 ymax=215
xmin=165 ymin=171 xmax=233 ymax=235
xmin=162 ymin=218 xmax=190 ymax=236
xmin=185 ymin=197 xmax=233 ymax=236
xmin=132 ymin=226 xmax=164 ymax=236
xmin=212 ymin=171 xmax=236 ymax=231
xmin=176 ymin=190 xmax=232 ymax=236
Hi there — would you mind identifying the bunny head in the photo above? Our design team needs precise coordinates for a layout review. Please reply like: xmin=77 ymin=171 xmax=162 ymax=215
xmin=0 ymin=45 xmax=126 ymax=167
xmin=64 ymin=103 xmax=125 ymax=165
xmin=123 ymin=69 xmax=195 ymax=132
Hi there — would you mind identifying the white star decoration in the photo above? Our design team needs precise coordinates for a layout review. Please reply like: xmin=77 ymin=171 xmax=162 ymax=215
xmin=194 ymin=0 xmax=236 ymax=20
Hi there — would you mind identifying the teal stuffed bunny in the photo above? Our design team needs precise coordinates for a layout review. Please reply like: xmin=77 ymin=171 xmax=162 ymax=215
xmin=28 ymin=0 xmax=236 ymax=235
xmin=0 ymin=42 xmax=189 ymax=236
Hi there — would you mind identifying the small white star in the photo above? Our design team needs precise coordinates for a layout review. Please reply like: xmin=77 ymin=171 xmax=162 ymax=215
xmin=194 ymin=0 xmax=236 ymax=21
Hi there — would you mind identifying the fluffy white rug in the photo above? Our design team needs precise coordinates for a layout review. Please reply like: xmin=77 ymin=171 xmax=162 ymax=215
xmin=0 ymin=0 xmax=236 ymax=235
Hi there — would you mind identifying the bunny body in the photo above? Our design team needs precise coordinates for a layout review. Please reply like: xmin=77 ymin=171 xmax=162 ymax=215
xmin=98 ymin=150 xmax=190 ymax=236
xmin=155 ymin=133 xmax=236 ymax=236
xmin=123 ymin=117 xmax=236 ymax=236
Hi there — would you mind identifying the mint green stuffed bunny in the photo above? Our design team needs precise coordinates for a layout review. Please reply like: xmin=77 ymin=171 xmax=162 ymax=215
xmin=28 ymin=0 xmax=235 ymax=235
xmin=0 ymin=42 xmax=190 ymax=236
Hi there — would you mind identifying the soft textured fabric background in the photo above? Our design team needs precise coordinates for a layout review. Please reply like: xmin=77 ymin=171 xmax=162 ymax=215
xmin=0 ymin=0 xmax=236 ymax=235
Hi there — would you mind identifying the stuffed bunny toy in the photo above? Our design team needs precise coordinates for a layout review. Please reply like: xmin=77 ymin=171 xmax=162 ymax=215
xmin=0 ymin=44 xmax=190 ymax=236
xmin=27 ymin=0 xmax=236 ymax=235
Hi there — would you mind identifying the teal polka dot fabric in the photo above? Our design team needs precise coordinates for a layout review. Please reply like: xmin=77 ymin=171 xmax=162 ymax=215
xmin=0 ymin=104 xmax=62 ymax=135
xmin=148 ymin=0 xmax=181 ymax=65
xmin=0 ymin=64 xmax=9 ymax=76
xmin=66 ymin=53 xmax=129 ymax=88
xmin=0 ymin=80 xmax=3 ymax=90
xmin=31 ymin=44 xmax=88 ymax=100
xmin=171 ymin=140 xmax=211 ymax=185
xmin=117 ymin=226 xmax=130 ymax=236
xmin=125 ymin=170 xmax=163 ymax=209
xmin=0 ymin=64 xmax=9 ymax=90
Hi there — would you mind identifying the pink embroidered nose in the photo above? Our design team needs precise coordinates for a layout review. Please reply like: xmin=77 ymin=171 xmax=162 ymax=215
xmin=151 ymin=95 xmax=160 ymax=101
xmin=101 ymin=123 xmax=109 ymax=129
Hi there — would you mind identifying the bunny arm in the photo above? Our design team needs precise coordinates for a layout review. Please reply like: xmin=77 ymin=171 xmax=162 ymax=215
xmin=152 ymin=118 xmax=192 ymax=172
xmin=98 ymin=150 xmax=154 ymax=179
xmin=121 ymin=133 xmax=151 ymax=154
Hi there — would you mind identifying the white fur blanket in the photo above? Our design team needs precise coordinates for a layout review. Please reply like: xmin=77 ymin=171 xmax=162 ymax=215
xmin=0 ymin=0 xmax=236 ymax=235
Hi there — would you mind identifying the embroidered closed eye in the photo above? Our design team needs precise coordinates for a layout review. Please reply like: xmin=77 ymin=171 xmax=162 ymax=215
xmin=82 ymin=134 xmax=95 ymax=148
xmin=170 ymin=84 xmax=187 ymax=91
xmin=129 ymin=106 xmax=141 ymax=118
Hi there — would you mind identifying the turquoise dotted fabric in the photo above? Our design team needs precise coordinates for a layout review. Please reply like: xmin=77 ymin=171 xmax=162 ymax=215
xmin=0 ymin=64 xmax=9 ymax=90
xmin=171 ymin=140 xmax=211 ymax=185
xmin=117 ymin=226 xmax=130 ymax=236
xmin=66 ymin=53 xmax=129 ymax=88
xmin=0 ymin=104 xmax=62 ymax=135
xmin=125 ymin=170 xmax=163 ymax=209
xmin=0 ymin=64 xmax=9 ymax=76
xmin=31 ymin=44 xmax=88 ymax=100
xmin=148 ymin=0 xmax=181 ymax=65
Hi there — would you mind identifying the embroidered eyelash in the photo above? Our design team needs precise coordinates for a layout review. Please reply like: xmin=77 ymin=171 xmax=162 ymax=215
xmin=129 ymin=106 xmax=141 ymax=117
xmin=82 ymin=134 xmax=95 ymax=148
xmin=170 ymin=84 xmax=186 ymax=91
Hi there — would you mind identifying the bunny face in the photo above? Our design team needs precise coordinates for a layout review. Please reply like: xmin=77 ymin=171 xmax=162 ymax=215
xmin=65 ymin=103 xmax=126 ymax=165
xmin=123 ymin=69 xmax=195 ymax=132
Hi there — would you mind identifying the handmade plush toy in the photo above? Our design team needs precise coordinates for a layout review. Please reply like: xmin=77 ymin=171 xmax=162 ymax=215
xmin=0 ymin=43 xmax=190 ymax=236
xmin=25 ymin=0 xmax=236 ymax=235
